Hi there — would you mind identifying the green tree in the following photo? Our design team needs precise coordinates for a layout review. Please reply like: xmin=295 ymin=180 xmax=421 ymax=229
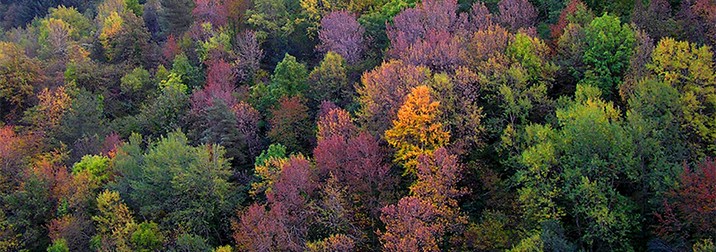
xmin=518 ymin=85 xmax=639 ymax=251
xmin=0 ymin=42 xmax=44 ymax=122
xmin=133 ymin=73 xmax=189 ymax=138
xmin=72 ymin=155 xmax=111 ymax=184
xmin=581 ymin=13 xmax=635 ymax=99
xmin=47 ymin=239 xmax=69 ymax=252
xmin=130 ymin=222 xmax=164 ymax=252
xmin=307 ymin=52 xmax=351 ymax=107
xmin=112 ymin=130 xmax=235 ymax=241
xmin=92 ymin=190 xmax=136 ymax=251
xmin=271 ymin=53 xmax=308 ymax=99
xmin=252 ymin=54 xmax=309 ymax=112
xmin=160 ymin=0 xmax=194 ymax=35
xmin=625 ymin=79 xmax=686 ymax=207
xmin=171 ymin=54 xmax=203 ymax=90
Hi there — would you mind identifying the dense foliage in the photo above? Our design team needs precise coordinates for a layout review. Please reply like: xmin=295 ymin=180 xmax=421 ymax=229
xmin=1 ymin=0 xmax=715 ymax=251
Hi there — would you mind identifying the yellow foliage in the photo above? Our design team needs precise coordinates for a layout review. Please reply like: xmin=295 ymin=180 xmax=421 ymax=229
xmin=649 ymin=37 xmax=716 ymax=155
xmin=250 ymin=155 xmax=288 ymax=197
xmin=99 ymin=11 xmax=123 ymax=60
xmin=33 ymin=85 xmax=72 ymax=131
xmin=385 ymin=85 xmax=450 ymax=175
xmin=93 ymin=190 xmax=136 ymax=251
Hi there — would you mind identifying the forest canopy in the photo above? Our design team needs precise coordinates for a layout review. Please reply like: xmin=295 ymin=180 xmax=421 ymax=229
xmin=1 ymin=0 xmax=716 ymax=251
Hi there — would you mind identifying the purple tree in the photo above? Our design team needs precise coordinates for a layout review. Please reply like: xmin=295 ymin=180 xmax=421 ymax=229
xmin=317 ymin=11 xmax=366 ymax=64
xmin=192 ymin=0 xmax=228 ymax=27
xmin=497 ymin=0 xmax=537 ymax=32
xmin=386 ymin=0 xmax=485 ymax=70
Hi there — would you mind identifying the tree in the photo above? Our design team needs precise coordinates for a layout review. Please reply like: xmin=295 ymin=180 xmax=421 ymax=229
xmin=0 ymin=42 xmax=44 ymax=122
xmin=385 ymin=85 xmax=450 ymax=175
xmin=271 ymin=53 xmax=308 ymax=99
xmin=130 ymin=221 xmax=164 ymax=251
xmin=648 ymin=37 xmax=716 ymax=157
xmin=245 ymin=0 xmax=308 ymax=64
xmin=234 ymin=155 xmax=315 ymax=251
xmin=379 ymin=148 xmax=466 ymax=251
xmin=99 ymin=10 xmax=152 ymax=65
xmin=170 ymin=53 xmax=203 ymax=90
xmin=5 ymin=151 xmax=70 ymax=251
xmin=517 ymin=85 xmax=639 ymax=251
xmin=47 ymin=239 xmax=69 ymax=252
xmin=72 ymin=155 xmax=111 ymax=185
xmin=315 ymin=104 xmax=358 ymax=141
xmin=246 ymin=0 xmax=297 ymax=41
xmin=626 ymin=79 xmax=686 ymax=208
xmin=550 ymin=0 xmax=591 ymax=39
xmin=657 ymin=158 xmax=716 ymax=243
xmin=268 ymin=96 xmax=314 ymax=154
xmin=497 ymin=0 xmax=537 ymax=32
xmin=379 ymin=196 xmax=444 ymax=251
xmin=56 ymin=88 xmax=108 ymax=162
xmin=119 ymin=67 xmax=152 ymax=115
xmin=111 ymin=130 xmax=235 ymax=240
xmin=357 ymin=60 xmax=432 ymax=136
xmin=46 ymin=5 xmax=93 ymax=40
xmin=307 ymin=52 xmax=351 ymax=107
xmin=307 ymin=234 xmax=356 ymax=252
xmin=192 ymin=0 xmax=228 ymax=28
xmin=620 ymin=29 xmax=654 ymax=100
xmin=317 ymin=11 xmax=365 ymax=64
xmin=234 ymin=31 xmax=263 ymax=84
xmin=92 ymin=190 xmax=136 ymax=251
xmin=133 ymin=73 xmax=189 ymax=138
xmin=632 ymin=0 xmax=677 ymax=41
xmin=160 ymin=0 xmax=195 ymax=35
xmin=0 ymin=126 xmax=36 ymax=192
xmin=23 ymin=85 xmax=72 ymax=134
xmin=386 ymin=0 xmax=466 ymax=71
xmin=581 ymin=13 xmax=635 ymax=99
xmin=314 ymin=124 xmax=395 ymax=230
xmin=253 ymin=54 xmax=309 ymax=112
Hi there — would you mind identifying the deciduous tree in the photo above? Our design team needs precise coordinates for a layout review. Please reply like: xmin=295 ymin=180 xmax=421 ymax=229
xmin=357 ymin=60 xmax=432 ymax=136
xmin=385 ymin=85 xmax=449 ymax=175
xmin=317 ymin=11 xmax=365 ymax=64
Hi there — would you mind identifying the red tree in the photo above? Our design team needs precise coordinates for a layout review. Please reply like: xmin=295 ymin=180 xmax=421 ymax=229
xmin=379 ymin=148 xmax=466 ymax=251
xmin=232 ymin=101 xmax=262 ymax=159
xmin=188 ymin=59 xmax=261 ymax=166
xmin=379 ymin=196 xmax=444 ymax=251
xmin=316 ymin=104 xmax=358 ymax=141
xmin=657 ymin=158 xmax=716 ymax=240
xmin=317 ymin=11 xmax=366 ymax=64
xmin=0 ymin=126 xmax=36 ymax=190
xmin=190 ymin=59 xmax=238 ymax=114
xmin=550 ymin=0 xmax=588 ymax=39
xmin=234 ymin=155 xmax=316 ymax=251
xmin=314 ymin=132 xmax=394 ymax=217
xmin=466 ymin=1 xmax=494 ymax=32
xmin=268 ymin=96 xmax=314 ymax=154
xmin=162 ymin=35 xmax=180 ymax=64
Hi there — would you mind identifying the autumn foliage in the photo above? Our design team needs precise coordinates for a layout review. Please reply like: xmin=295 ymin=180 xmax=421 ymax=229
xmin=2 ymin=0 xmax=716 ymax=251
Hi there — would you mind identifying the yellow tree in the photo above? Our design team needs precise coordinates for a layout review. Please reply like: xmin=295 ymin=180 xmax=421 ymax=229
xmin=92 ymin=190 xmax=136 ymax=251
xmin=385 ymin=85 xmax=450 ymax=176
xmin=648 ymin=38 xmax=716 ymax=156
